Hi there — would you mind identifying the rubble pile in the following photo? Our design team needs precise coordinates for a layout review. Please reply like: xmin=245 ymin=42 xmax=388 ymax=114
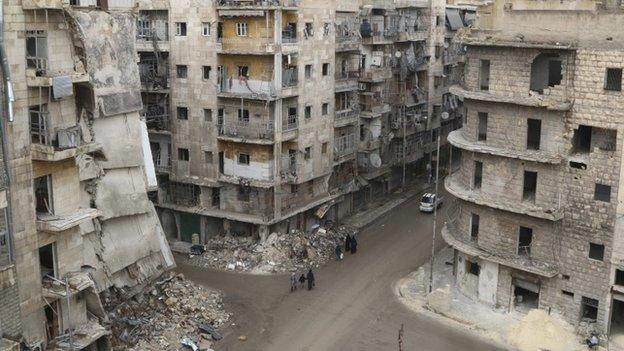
xmin=184 ymin=225 xmax=357 ymax=274
xmin=106 ymin=272 xmax=230 ymax=351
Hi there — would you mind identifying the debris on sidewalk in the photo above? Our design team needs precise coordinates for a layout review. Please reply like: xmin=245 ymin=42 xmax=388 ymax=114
xmin=508 ymin=309 xmax=577 ymax=351
xmin=106 ymin=272 xmax=230 ymax=351
xmin=180 ymin=225 xmax=357 ymax=274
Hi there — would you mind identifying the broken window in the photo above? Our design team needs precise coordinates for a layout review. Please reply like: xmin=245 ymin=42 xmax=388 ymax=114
xmin=304 ymin=147 xmax=311 ymax=160
xmin=204 ymin=109 xmax=212 ymax=122
xmin=479 ymin=59 xmax=490 ymax=91
xmin=212 ymin=188 xmax=220 ymax=207
xmin=202 ymin=22 xmax=211 ymax=36
xmin=322 ymin=142 xmax=328 ymax=154
xmin=237 ymin=65 xmax=249 ymax=78
xmin=290 ymin=184 xmax=298 ymax=194
xmin=473 ymin=161 xmax=482 ymax=189
xmin=589 ymin=243 xmax=605 ymax=261
xmin=522 ymin=171 xmax=537 ymax=202
xmin=526 ymin=119 xmax=541 ymax=150
xmin=30 ymin=104 xmax=49 ymax=145
xmin=513 ymin=280 xmax=539 ymax=310
xmin=304 ymin=22 xmax=314 ymax=38
xmin=594 ymin=183 xmax=611 ymax=202
xmin=305 ymin=105 xmax=312 ymax=119
xmin=605 ymin=68 xmax=622 ymax=91
xmin=176 ymin=65 xmax=188 ymax=78
xmin=178 ymin=148 xmax=189 ymax=161
xmin=169 ymin=182 xmax=199 ymax=206
xmin=238 ymin=153 xmax=250 ymax=165
xmin=238 ymin=185 xmax=250 ymax=201
xmin=562 ymin=290 xmax=574 ymax=297
xmin=34 ymin=175 xmax=52 ymax=214
xmin=26 ymin=30 xmax=48 ymax=73
xmin=573 ymin=125 xmax=592 ymax=153
xmin=236 ymin=22 xmax=248 ymax=36
xmin=470 ymin=213 xmax=479 ymax=241
xmin=39 ymin=243 xmax=56 ymax=279
xmin=238 ymin=109 xmax=250 ymax=123
xmin=466 ymin=260 xmax=479 ymax=275
xmin=616 ymin=269 xmax=624 ymax=286
xmin=202 ymin=66 xmax=211 ymax=80
xmin=204 ymin=151 xmax=213 ymax=163
xmin=518 ymin=226 xmax=533 ymax=256
xmin=175 ymin=22 xmax=187 ymax=36
xmin=530 ymin=53 xmax=562 ymax=94
xmin=569 ymin=161 xmax=587 ymax=170
xmin=305 ymin=64 xmax=312 ymax=79
xmin=323 ymin=22 xmax=330 ymax=37
xmin=322 ymin=63 xmax=330 ymax=76
xmin=322 ymin=103 xmax=328 ymax=115
xmin=477 ymin=112 xmax=488 ymax=141
xmin=177 ymin=106 xmax=188 ymax=120
xmin=593 ymin=127 xmax=617 ymax=151
xmin=581 ymin=297 xmax=599 ymax=321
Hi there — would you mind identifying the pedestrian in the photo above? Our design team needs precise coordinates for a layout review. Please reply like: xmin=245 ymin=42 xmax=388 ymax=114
xmin=306 ymin=268 xmax=315 ymax=290
xmin=345 ymin=234 xmax=351 ymax=252
xmin=335 ymin=244 xmax=343 ymax=260
xmin=350 ymin=236 xmax=357 ymax=254
xmin=290 ymin=272 xmax=297 ymax=292
xmin=426 ymin=163 xmax=432 ymax=184
xmin=298 ymin=273 xmax=306 ymax=289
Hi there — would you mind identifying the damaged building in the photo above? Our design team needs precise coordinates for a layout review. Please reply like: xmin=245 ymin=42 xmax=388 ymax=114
xmin=443 ymin=0 xmax=624 ymax=338
xmin=141 ymin=0 xmax=473 ymax=242
xmin=0 ymin=0 xmax=174 ymax=348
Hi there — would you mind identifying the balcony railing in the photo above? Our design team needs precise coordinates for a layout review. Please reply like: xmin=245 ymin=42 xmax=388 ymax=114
xmin=144 ymin=110 xmax=170 ymax=131
xmin=218 ymin=121 xmax=275 ymax=140
xmin=335 ymin=108 xmax=358 ymax=122
xmin=217 ymin=37 xmax=275 ymax=53
xmin=334 ymin=134 xmax=356 ymax=159
xmin=282 ymin=68 xmax=298 ymax=87
xmin=283 ymin=114 xmax=298 ymax=131
xmin=219 ymin=77 xmax=276 ymax=98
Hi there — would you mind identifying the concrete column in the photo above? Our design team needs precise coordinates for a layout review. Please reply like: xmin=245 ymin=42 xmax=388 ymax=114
xmin=173 ymin=212 xmax=182 ymax=241
xmin=200 ymin=216 xmax=207 ymax=244
xmin=258 ymin=224 xmax=269 ymax=243
xmin=223 ymin=219 xmax=231 ymax=236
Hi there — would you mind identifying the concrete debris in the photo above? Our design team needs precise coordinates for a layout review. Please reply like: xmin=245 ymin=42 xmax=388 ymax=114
xmin=106 ymin=272 xmax=230 ymax=351
xmin=182 ymin=225 xmax=357 ymax=274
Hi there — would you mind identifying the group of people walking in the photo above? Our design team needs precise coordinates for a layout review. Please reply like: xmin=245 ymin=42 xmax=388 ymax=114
xmin=335 ymin=233 xmax=358 ymax=260
xmin=290 ymin=269 xmax=315 ymax=292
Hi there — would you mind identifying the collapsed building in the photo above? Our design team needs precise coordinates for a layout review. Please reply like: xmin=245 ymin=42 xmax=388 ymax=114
xmin=140 ymin=0 xmax=473 ymax=242
xmin=0 ymin=0 xmax=174 ymax=349
xmin=443 ymin=0 xmax=624 ymax=338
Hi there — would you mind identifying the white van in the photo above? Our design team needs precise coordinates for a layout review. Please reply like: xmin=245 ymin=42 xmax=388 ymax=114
xmin=419 ymin=193 xmax=443 ymax=213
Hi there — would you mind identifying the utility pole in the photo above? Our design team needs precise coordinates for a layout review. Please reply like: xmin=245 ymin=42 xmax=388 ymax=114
xmin=401 ymin=103 xmax=406 ymax=189
xmin=428 ymin=134 xmax=441 ymax=293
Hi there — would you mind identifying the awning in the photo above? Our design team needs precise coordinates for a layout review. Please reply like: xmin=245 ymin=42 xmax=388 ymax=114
xmin=445 ymin=8 xmax=464 ymax=31
xmin=218 ymin=9 xmax=265 ymax=17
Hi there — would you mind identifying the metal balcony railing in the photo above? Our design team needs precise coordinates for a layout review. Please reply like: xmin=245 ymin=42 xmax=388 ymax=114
xmin=218 ymin=121 xmax=275 ymax=140
xmin=334 ymin=134 xmax=356 ymax=158
xmin=283 ymin=114 xmax=298 ymax=131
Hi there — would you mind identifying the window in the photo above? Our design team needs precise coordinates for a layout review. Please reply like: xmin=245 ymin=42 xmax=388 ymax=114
xmin=526 ymin=119 xmax=541 ymax=150
xmin=202 ymin=66 xmax=211 ymax=80
xmin=204 ymin=109 xmax=212 ymax=122
xmin=473 ymin=161 xmax=482 ymax=189
xmin=304 ymin=147 xmax=311 ymax=160
xmin=581 ymin=297 xmax=599 ymax=321
xmin=178 ymin=148 xmax=189 ymax=161
xmin=238 ymin=153 xmax=250 ymax=165
xmin=522 ymin=171 xmax=537 ymax=202
xmin=237 ymin=65 xmax=249 ymax=78
xmin=573 ymin=125 xmax=592 ymax=153
xmin=466 ymin=260 xmax=480 ymax=276
xmin=236 ymin=23 xmax=248 ymax=36
xmin=304 ymin=22 xmax=314 ymax=38
xmin=176 ymin=65 xmax=188 ymax=78
xmin=30 ymin=104 xmax=49 ymax=145
xmin=204 ymin=151 xmax=213 ymax=163
xmin=562 ymin=290 xmax=574 ymax=297
xmin=616 ymin=269 xmax=624 ymax=286
xmin=305 ymin=64 xmax=312 ymax=79
xmin=322 ymin=103 xmax=328 ymax=115
xmin=238 ymin=109 xmax=250 ymax=123
xmin=322 ymin=63 xmax=329 ymax=76
xmin=305 ymin=106 xmax=312 ymax=119
xmin=589 ymin=243 xmax=605 ymax=261
xmin=238 ymin=185 xmax=250 ymax=202
xmin=34 ymin=175 xmax=52 ymax=213
xmin=594 ymin=183 xmax=611 ymax=202
xmin=291 ymin=184 xmax=298 ymax=193
xmin=26 ymin=30 xmax=47 ymax=71
xmin=518 ymin=227 xmax=533 ymax=256
xmin=217 ymin=108 xmax=224 ymax=126
xmin=322 ymin=142 xmax=328 ymax=154
xmin=212 ymin=188 xmax=220 ymax=207
xmin=202 ymin=22 xmax=211 ymax=36
xmin=470 ymin=213 xmax=479 ymax=241
xmin=175 ymin=22 xmax=187 ymax=36
xmin=323 ymin=22 xmax=330 ymax=37
xmin=529 ymin=54 xmax=562 ymax=93
xmin=177 ymin=106 xmax=188 ymax=120
xmin=477 ymin=112 xmax=488 ymax=141
xmin=605 ymin=68 xmax=622 ymax=91
xmin=479 ymin=59 xmax=490 ymax=91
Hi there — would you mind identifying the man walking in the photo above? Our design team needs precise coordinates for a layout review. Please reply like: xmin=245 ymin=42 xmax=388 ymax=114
xmin=290 ymin=272 xmax=297 ymax=292
xmin=306 ymin=269 xmax=315 ymax=290
xmin=350 ymin=236 xmax=358 ymax=254
xmin=335 ymin=244 xmax=343 ymax=260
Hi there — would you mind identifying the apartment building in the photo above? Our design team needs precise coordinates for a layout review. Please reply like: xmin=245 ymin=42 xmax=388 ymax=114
xmin=0 ymin=0 xmax=174 ymax=348
xmin=141 ymin=0 xmax=471 ymax=241
xmin=443 ymin=0 xmax=624 ymax=337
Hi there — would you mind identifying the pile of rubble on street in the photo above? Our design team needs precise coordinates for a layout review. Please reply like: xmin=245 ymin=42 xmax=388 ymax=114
xmin=178 ymin=225 xmax=357 ymax=274
xmin=106 ymin=272 xmax=230 ymax=351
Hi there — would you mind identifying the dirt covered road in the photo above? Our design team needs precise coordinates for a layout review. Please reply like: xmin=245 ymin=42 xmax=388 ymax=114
xmin=177 ymin=191 xmax=504 ymax=351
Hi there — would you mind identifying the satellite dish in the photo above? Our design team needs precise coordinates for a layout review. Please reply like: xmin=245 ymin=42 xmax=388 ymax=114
xmin=395 ymin=51 xmax=402 ymax=58
xmin=369 ymin=153 xmax=382 ymax=168
xmin=441 ymin=111 xmax=450 ymax=120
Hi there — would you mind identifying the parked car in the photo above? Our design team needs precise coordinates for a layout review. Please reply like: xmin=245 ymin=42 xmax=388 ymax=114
xmin=419 ymin=193 xmax=443 ymax=213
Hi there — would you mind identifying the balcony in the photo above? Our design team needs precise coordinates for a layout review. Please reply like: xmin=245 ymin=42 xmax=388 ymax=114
xmin=30 ymin=127 xmax=103 ymax=162
xmin=442 ymin=222 xmax=557 ymax=277
xmin=48 ymin=319 xmax=110 ymax=351
xmin=218 ymin=78 xmax=277 ymax=99
xmin=361 ymin=30 xmax=398 ymax=45
xmin=334 ymin=109 xmax=358 ymax=127
xmin=360 ymin=92 xmax=391 ymax=118
xmin=335 ymin=71 xmax=360 ymax=92
xmin=282 ymin=114 xmax=298 ymax=141
xmin=359 ymin=66 xmax=392 ymax=83
xmin=25 ymin=68 xmax=89 ymax=88
xmin=218 ymin=121 xmax=275 ymax=144
xmin=395 ymin=0 xmax=429 ymax=8
xmin=448 ymin=130 xmax=563 ymax=164
xmin=449 ymin=85 xmax=572 ymax=111
xmin=153 ymin=154 xmax=171 ymax=174
xmin=21 ymin=0 xmax=96 ymax=10
xmin=42 ymin=271 xmax=94 ymax=301
xmin=217 ymin=0 xmax=299 ymax=9
xmin=144 ymin=110 xmax=170 ymax=133
xmin=396 ymin=30 xmax=428 ymax=42
xmin=280 ymin=154 xmax=298 ymax=182
xmin=445 ymin=173 xmax=563 ymax=221
xmin=37 ymin=208 xmax=101 ymax=233
xmin=334 ymin=134 xmax=356 ymax=164
xmin=217 ymin=37 xmax=275 ymax=54
xmin=335 ymin=36 xmax=360 ymax=52
xmin=361 ymin=0 xmax=395 ymax=10
xmin=282 ymin=67 xmax=298 ymax=90
xmin=136 ymin=29 xmax=169 ymax=52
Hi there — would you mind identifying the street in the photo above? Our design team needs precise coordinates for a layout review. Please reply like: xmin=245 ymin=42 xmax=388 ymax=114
xmin=177 ymin=191 xmax=504 ymax=351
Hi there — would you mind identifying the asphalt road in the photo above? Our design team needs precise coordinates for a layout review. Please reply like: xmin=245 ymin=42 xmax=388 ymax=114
xmin=177 ymin=191 xmax=504 ymax=351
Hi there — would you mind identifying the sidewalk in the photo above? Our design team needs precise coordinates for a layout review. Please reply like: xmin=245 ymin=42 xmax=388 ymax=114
xmin=343 ymin=176 xmax=432 ymax=230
